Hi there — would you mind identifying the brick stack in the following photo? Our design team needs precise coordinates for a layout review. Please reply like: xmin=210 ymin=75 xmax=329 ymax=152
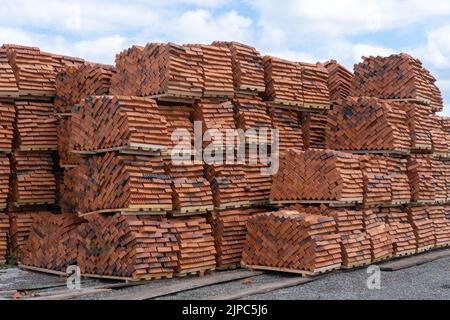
xmin=407 ymin=155 xmax=436 ymax=204
xmin=407 ymin=206 xmax=436 ymax=252
xmin=211 ymin=41 xmax=265 ymax=93
xmin=360 ymin=155 xmax=392 ymax=207
xmin=165 ymin=161 xmax=213 ymax=214
xmin=0 ymin=214 xmax=8 ymax=264
xmin=324 ymin=60 xmax=354 ymax=102
xmin=270 ymin=149 xmax=364 ymax=204
xmin=263 ymin=56 xmax=303 ymax=107
xmin=71 ymin=96 xmax=169 ymax=153
xmin=363 ymin=209 xmax=393 ymax=261
xmin=0 ymin=48 xmax=19 ymax=99
xmin=8 ymin=211 xmax=38 ymax=260
xmin=78 ymin=214 xmax=178 ymax=280
xmin=64 ymin=153 xmax=172 ymax=214
xmin=429 ymin=114 xmax=449 ymax=158
xmin=353 ymin=53 xmax=444 ymax=112
xmin=14 ymin=101 xmax=57 ymax=151
xmin=22 ymin=213 xmax=84 ymax=271
xmin=242 ymin=210 xmax=342 ymax=273
xmin=54 ymin=63 xmax=116 ymax=114
xmin=234 ymin=97 xmax=273 ymax=143
xmin=0 ymin=103 xmax=15 ymax=152
xmin=110 ymin=45 xmax=144 ymax=96
xmin=381 ymin=208 xmax=416 ymax=256
xmin=300 ymin=62 xmax=330 ymax=109
xmin=136 ymin=43 xmax=204 ymax=100
xmin=209 ymin=208 xmax=266 ymax=269
xmin=387 ymin=157 xmax=411 ymax=205
xmin=10 ymin=152 xmax=56 ymax=205
xmin=426 ymin=206 xmax=450 ymax=247
xmin=326 ymin=97 xmax=411 ymax=153
xmin=302 ymin=111 xmax=327 ymax=149
xmin=303 ymin=205 xmax=371 ymax=268
xmin=171 ymin=217 xmax=217 ymax=275
xmin=185 ymin=44 xmax=234 ymax=98
xmin=269 ymin=108 xmax=303 ymax=154
xmin=403 ymin=102 xmax=433 ymax=152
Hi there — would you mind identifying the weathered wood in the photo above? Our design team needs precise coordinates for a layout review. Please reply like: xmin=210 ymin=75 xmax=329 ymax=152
xmin=110 ymin=270 xmax=263 ymax=300
xmin=380 ymin=248 xmax=450 ymax=271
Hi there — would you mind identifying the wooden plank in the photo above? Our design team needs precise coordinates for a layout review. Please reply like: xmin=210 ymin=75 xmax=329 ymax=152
xmin=243 ymin=263 xmax=341 ymax=277
xmin=110 ymin=270 xmax=263 ymax=300
xmin=25 ymin=288 xmax=111 ymax=300
xmin=379 ymin=248 xmax=450 ymax=271
xmin=18 ymin=264 xmax=67 ymax=277
xmin=209 ymin=277 xmax=316 ymax=300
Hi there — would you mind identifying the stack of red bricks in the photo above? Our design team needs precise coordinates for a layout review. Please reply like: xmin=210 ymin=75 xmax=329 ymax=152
xmin=242 ymin=210 xmax=342 ymax=273
xmin=78 ymin=214 xmax=178 ymax=279
xmin=407 ymin=206 xmax=436 ymax=252
xmin=363 ymin=209 xmax=393 ymax=261
xmin=302 ymin=111 xmax=328 ymax=149
xmin=326 ymin=97 xmax=411 ymax=153
xmin=0 ymin=214 xmax=8 ymax=264
xmin=71 ymin=96 xmax=170 ymax=153
xmin=383 ymin=207 xmax=417 ymax=256
xmin=63 ymin=153 xmax=172 ymax=213
xmin=302 ymin=205 xmax=371 ymax=268
xmin=22 ymin=214 xmax=83 ymax=271
xmin=212 ymin=41 xmax=265 ymax=93
xmin=55 ymin=63 xmax=116 ymax=167
xmin=426 ymin=206 xmax=450 ymax=247
xmin=0 ymin=48 xmax=19 ymax=98
xmin=209 ymin=208 xmax=267 ymax=269
xmin=353 ymin=53 xmax=444 ymax=112
xmin=271 ymin=149 xmax=364 ymax=204
xmin=324 ymin=60 xmax=354 ymax=102
xmin=270 ymin=108 xmax=303 ymax=154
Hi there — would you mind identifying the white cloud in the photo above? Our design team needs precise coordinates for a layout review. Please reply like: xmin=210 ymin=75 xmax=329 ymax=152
xmin=352 ymin=44 xmax=395 ymax=62
xmin=413 ymin=24 xmax=450 ymax=69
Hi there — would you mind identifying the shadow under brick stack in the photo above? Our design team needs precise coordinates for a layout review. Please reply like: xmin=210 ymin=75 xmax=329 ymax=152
xmin=242 ymin=210 xmax=342 ymax=275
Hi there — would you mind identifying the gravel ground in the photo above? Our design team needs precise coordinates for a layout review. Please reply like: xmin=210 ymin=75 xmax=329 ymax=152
xmin=2 ymin=255 xmax=450 ymax=300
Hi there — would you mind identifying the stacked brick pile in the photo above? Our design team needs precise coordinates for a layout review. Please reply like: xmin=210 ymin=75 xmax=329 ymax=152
xmin=324 ymin=60 xmax=354 ymax=101
xmin=77 ymin=214 xmax=178 ymax=279
xmin=269 ymin=108 xmax=303 ymax=154
xmin=22 ymin=213 xmax=84 ymax=271
xmin=326 ymin=97 xmax=411 ymax=153
xmin=271 ymin=149 xmax=364 ymax=204
xmin=426 ymin=206 xmax=450 ymax=247
xmin=212 ymin=41 xmax=265 ymax=93
xmin=363 ymin=209 xmax=393 ymax=261
xmin=0 ymin=48 xmax=19 ymax=98
xmin=302 ymin=111 xmax=327 ymax=149
xmin=353 ymin=53 xmax=443 ymax=112
xmin=209 ymin=208 xmax=267 ymax=269
xmin=407 ymin=206 xmax=436 ymax=252
xmin=300 ymin=62 xmax=330 ymax=109
xmin=242 ymin=210 xmax=342 ymax=273
xmin=0 ymin=214 xmax=8 ymax=264
xmin=382 ymin=207 xmax=417 ymax=256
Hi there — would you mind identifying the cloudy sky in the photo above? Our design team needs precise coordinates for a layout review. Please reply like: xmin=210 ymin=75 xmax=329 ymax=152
xmin=1 ymin=0 xmax=449 ymax=114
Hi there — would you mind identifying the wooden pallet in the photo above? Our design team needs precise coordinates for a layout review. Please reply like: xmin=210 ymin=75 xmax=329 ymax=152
xmin=372 ymin=255 xmax=393 ymax=264
xmin=237 ymin=85 xmax=265 ymax=93
xmin=19 ymin=264 xmax=173 ymax=282
xmin=170 ymin=205 xmax=213 ymax=217
xmin=148 ymin=93 xmax=196 ymax=104
xmin=342 ymin=259 xmax=372 ymax=270
xmin=417 ymin=245 xmax=435 ymax=254
xmin=394 ymin=249 xmax=418 ymax=258
xmin=339 ymin=149 xmax=411 ymax=156
xmin=12 ymin=199 xmax=55 ymax=207
xmin=385 ymin=98 xmax=431 ymax=105
xmin=18 ymin=145 xmax=57 ymax=152
xmin=215 ymin=201 xmax=251 ymax=211
xmin=270 ymin=199 xmax=362 ymax=208
xmin=0 ymin=148 xmax=12 ymax=154
xmin=435 ymin=242 xmax=450 ymax=249
xmin=216 ymin=264 xmax=240 ymax=271
xmin=72 ymin=143 xmax=167 ymax=157
xmin=242 ymin=263 xmax=341 ymax=277
xmin=78 ymin=206 xmax=170 ymax=217
xmin=176 ymin=266 xmax=216 ymax=278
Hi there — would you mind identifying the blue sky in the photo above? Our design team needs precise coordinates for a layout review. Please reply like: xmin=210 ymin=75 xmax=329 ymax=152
xmin=1 ymin=0 xmax=449 ymax=114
